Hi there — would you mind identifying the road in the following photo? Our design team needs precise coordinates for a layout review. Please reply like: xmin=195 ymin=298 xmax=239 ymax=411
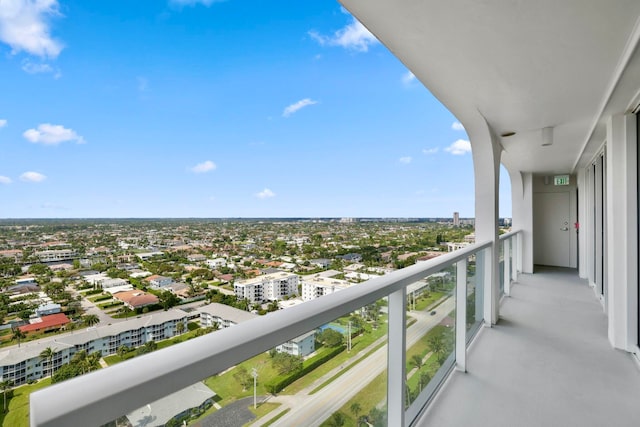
xmin=253 ymin=297 xmax=455 ymax=427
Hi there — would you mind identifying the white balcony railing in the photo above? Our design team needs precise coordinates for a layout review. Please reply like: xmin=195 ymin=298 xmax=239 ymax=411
xmin=30 ymin=232 xmax=521 ymax=427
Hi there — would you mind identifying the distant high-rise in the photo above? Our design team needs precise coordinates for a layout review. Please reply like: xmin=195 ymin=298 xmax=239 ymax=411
xmin=453 ymin=212 xmax=460 ymax=227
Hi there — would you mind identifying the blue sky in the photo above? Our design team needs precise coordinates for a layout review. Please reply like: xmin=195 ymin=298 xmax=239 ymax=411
xmin=0 ymin=0 xmax=511 ymax=218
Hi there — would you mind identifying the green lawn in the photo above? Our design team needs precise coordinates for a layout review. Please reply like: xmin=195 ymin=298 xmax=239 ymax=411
xmin=205 ymin=352 xmax=279 ymax=405
xmin=321 ymin=371 xmax=387 ymax=427
xmin=413 ymin=291 xmax=445 ymax=311
xmin=0 ymin=378 xmax=52 ymax=427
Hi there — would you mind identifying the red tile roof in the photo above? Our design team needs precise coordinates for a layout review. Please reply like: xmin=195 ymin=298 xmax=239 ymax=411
xmin=19 ymin=313 xmax=70 ymax=333
xmin=113 ymin=290 xmax=159 ymax=308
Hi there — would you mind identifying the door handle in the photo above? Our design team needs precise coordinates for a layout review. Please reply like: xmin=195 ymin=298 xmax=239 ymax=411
xmin=560 ymin=227 xmax=569 ymax=231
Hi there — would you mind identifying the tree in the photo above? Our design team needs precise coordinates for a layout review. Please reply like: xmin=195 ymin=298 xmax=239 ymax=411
xmin=175 ymin=321 xmax=185 ymax=335
xmin=83 ymin=314 xmax=100 ymax=327
xmin=233 ymin=366 xmax=253 ymax=391
xmin=428 ymin=334 xmax=447 ymax=363
xmin=117 ymin=345 xmax=130 ymax=359
xmin=271 ymin=352 xmax=303 ymax=375
xmin=12 ymin=328 xmax=26 ymax=348
xmin=159 ymin=291 xmax=180 ymax=310
xmin=28 ymin=263 xmax=51 ymax=276
xmin=327 ymin=412 xmax=345 ymax=427
xmin=40 ymin=347 xmax=57 ymax=377
xmin=0 ymin=379 xmax=12 ymax=413
xmin=316 ymin=329 xmax=343 ymax=348
xmin=411 ymin=354 xmax=424 ymax=370
xmin=350 ymin=402 xmax=362 ymax=419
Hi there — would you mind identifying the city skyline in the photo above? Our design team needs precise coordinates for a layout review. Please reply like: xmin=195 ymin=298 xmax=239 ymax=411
xmin=0 ymin=0 xmax=512 ymax=219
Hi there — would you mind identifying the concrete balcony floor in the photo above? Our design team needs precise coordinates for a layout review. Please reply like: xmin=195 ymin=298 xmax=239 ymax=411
xmin=416 ymin=266 xmax=640 ymax=427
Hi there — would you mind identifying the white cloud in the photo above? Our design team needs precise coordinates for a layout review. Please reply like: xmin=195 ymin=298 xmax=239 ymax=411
xmin=0 ymin=119 xmax=6 ymax=128
xmin=0 ymin=176 xmax=12 ymax=184
xmin=399 ymin=156 xmax=412 ymax=164
xmin=190 ymin=160 xmax=216 ymax=173
xmin=308 ymin=17 xmax=379 ymax=52
xmin=256 ymin=188 xmax=275 ymax=199
xmin=402 ymin=71 xmax=416 ymax=85
xmin=169 ymin=0 xmax=224 ymax=6
xmin=20 ymin=171 xmax=46 ymax=182
xmin=23 ymin=123 xmax=85 ymax=145
xmin=21 ymin=59 xmax=53 ymax=74
xmin=422 ymin=148 xmax=438 ymax=155
xmin=451 ymin=121 xmax=465 ymax=131
xmin=282 ymin=98 xmax=318 ymax=118
xmin=445 ymin=139 xmax=472 ymax=155
xmin=0 ymin=0 xmax=63 ymax=58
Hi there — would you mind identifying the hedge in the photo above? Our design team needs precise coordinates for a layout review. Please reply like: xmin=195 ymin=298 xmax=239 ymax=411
xmin=266 ymin=345 xmax=345 ymax=394
xmin=83 ymin=289 xmax=104 ymax=295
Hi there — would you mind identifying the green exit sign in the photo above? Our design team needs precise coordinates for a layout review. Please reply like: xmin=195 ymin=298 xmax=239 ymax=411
xmin=554 ymin=175 xmax=570 ymax=186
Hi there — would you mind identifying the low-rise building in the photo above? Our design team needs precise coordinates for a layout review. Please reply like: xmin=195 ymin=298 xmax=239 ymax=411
xmin=0 ymin=310 xmax=188 ymax=385
xmin=275 ymin=330 xmax=316 ymax=357
xmin=34 ymin=249 xmax=77 ymax=263
xmin=198 ymin=303 xmax=258 ymax=329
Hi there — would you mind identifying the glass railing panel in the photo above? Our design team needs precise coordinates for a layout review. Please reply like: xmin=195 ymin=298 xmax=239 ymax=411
xmin=405 ymin=264 xmax=456 ymax=413
xmin=102 ymin=305 xmax=389 ymax=427
xmin=466 ymin=248 xmax=485 ymax=342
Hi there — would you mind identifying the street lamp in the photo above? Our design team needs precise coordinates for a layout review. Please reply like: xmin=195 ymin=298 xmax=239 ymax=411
xmin=252 ymin=368 xmax=258 ymax=409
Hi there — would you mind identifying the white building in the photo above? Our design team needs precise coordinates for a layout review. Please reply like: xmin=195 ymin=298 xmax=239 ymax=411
xmin=0 ymin=310 xmax=187 ymax=386
xmin=198 ymin=303 xmax=258 ymax=329
xmin=206 ymin=258 xmax=227 ymax=269
xmin=234 ymin=272 xmax=299 ymax=303
xmin=100 ymin=278 xmax=129 ymax=289
xmin=275 ymin=330 xmax=316 ymax=357
xmin=301 ymin=275 xmax=351 ymax=302
xmin=34 ymin=249 xmax=77 ymax=263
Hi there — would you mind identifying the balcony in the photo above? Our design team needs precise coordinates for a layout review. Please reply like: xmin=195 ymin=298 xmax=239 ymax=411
xmin=416 ymin=266 xmax=640 ymax=427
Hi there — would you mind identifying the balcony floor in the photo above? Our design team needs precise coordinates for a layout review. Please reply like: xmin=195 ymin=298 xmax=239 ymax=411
xmin=416 ymin=266 xmax=640 ymax=427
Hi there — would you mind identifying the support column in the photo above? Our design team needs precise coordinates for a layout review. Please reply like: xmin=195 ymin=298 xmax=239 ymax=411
xmin=606 ymin=113 xmax=638 ymax=351
xmin=387 ymin=288 xmax=406 ymax=425
xmin=472 ymin=119 xmax=502 ymax=325
xmin=508 ymin=169 xmax=534 ymax=274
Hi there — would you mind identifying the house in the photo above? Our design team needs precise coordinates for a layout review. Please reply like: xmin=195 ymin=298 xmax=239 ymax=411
xmin=337 ymin=253 xmax=362 ymax=263
xmin=309 ymin=258 xmax=331 ymax=269
xmin=144 ymin=275 xmax=174 ymax=289
xmin=35 ymin=303 xmax=61 ymax=317
xmin=100 ymin=278 xmax=129 ymax=289
xmin=112 ymin=290 xmax=159 ymax=310
xmin=19 ymin=313 xmax=70 ymax=334
xmin=187 ymin=254 xmax=207 ymax=263
xmin=206 ymin=258 xmax=227 ymax=269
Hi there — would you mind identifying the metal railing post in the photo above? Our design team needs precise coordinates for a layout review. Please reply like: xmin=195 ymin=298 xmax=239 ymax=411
xmin=388 ymin=287 xmax=406 ymax=426
xmin=455 ymin=259 xmax=468 ymax=371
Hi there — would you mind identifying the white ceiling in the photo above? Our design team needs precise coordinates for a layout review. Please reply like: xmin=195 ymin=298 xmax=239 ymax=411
xmin=340 ymin=0 xmax=640 ymax=175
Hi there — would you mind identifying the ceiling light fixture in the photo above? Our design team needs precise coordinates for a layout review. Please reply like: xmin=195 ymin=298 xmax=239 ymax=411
xmin=541 ymin=126 xmax=554 ymax=146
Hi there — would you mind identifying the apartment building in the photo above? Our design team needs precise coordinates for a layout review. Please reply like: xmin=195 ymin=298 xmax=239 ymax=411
xmin=234 ymin=271 xmax=299 ymax=303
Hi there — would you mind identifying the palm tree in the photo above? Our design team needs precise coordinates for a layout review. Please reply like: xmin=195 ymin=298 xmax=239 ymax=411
xmin=83 ymin=314 xmax=100 ymax=327
xmin=411 ymin=354 xmax=424 ymax=370
xmin=175 ymin=321 xmax=185 ymax=335
xmin=0 ymin=380 xmax=12 ymax=413
xmin=39 ymin=347 xmax=57 ymax=377
xmin=117 ymin=345 xmax=130 ymax=359
xmin=11 ymin=328 xmax=25 ymax=348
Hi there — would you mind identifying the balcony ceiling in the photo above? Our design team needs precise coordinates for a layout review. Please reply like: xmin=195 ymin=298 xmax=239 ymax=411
xmin=340 ymin=0 xmax=640 ymax=174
